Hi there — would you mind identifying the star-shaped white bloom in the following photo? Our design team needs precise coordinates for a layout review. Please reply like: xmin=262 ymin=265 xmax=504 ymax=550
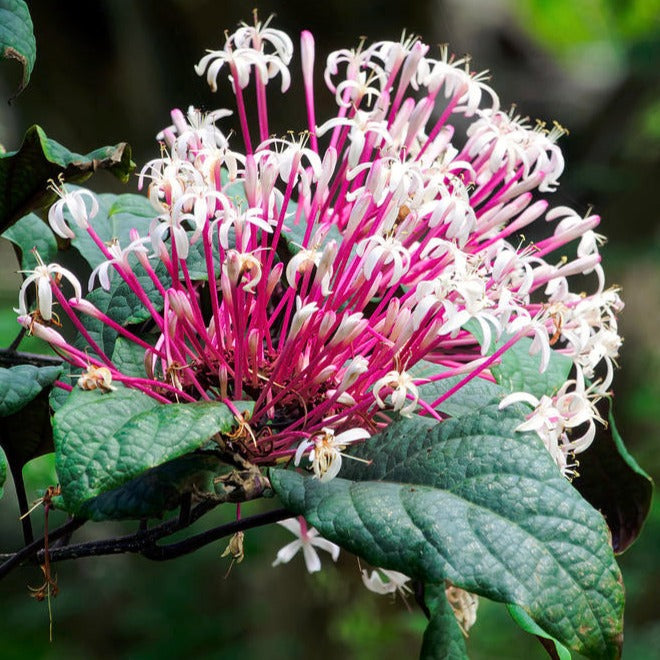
xmin=272 ymin=518 xmax=340 ymax=573
xmin=361 ymin=568 xmax=412 ymax=597
xmin=16 ymin=252 xmax=82 ymax=322
xmin=294 ymin=427 xmax=370 ymax=481
xmin=47 ymin=181 xmax=99 ymax=239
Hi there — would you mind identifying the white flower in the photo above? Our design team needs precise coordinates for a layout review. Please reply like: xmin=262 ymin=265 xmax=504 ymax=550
xmin=16 ymin=252 xmax=82 ymax=322
xmin=88 ymin=235 xmax=151 ymax=291
xmin=272 ymin=518 xmax=340 ymax=573
xmin=47 ymin=182 xmax=98 ymax=239
xmin=372 ymin=369 xmax=419 ymax=416
xmin=294 ymin=427 xmax=370 ymax=481
xmin=361 ymin=568 xmax=412 ymax=597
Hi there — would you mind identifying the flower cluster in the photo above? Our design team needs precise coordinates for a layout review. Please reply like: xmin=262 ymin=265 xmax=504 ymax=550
xmin=18 ymin=16 xmax=622 ymax=482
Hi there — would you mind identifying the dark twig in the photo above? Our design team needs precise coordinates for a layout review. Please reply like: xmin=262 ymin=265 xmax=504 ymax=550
xmin=29 ymin=506 xmax=290 ymax=565
xmin=0 ymin=517 xmax=86 ymax=579
xmin=0 ymin=347 xmax=64 ymax=368
xmin=140 ymin=507 xmax=291 ymax=561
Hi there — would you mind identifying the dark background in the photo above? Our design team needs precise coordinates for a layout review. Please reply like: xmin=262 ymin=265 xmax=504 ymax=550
xmin=0 ymin=1 xmax=658 ymax=657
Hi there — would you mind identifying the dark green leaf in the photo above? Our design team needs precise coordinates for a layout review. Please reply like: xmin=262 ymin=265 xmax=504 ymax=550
xmin=0 ymin=0 xmax=35 ymax=98
xmin=270 ymin=408 xmax=624 ymax=659
xmin=573 ymin=401 xmax=653 ymax=553
xmin=507 ymin=603 xmax=572 ymax=660
xmin=2 ymin=212 xmax=58 ymax=269
xmin=53 ymin=386 xmax=252 ymax=519
xmin=0 ymin=125 xmax=134 ymax=232
xmin=77 ymin=452 xmax=225 ymax=521
xmin=421 ymin=584 xmax=468 ymax=660
xmin=492 ymin=336 xmax=573 ymax=398
xmin=0 ymin=364 xmax=62 ymax=417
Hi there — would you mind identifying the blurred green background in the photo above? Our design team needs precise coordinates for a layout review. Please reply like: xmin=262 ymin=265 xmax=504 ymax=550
xmin=0 ymin=1 xmax=658 ymax=658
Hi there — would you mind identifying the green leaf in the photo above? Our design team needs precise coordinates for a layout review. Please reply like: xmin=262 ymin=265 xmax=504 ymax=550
xmin=0 ymin=445 xmax=7 ymax=499
xmin=71 ymin=191 xmax=153 ymax=270
xmin=0 ymin=125 xmax=134 ymax=232
xmin=0 ymin=0 xmax=35 ymax=99
xmin=0 ymin=364 xmax=62 ymax=417
xmin=573 ymin=401 xmax=653 ymax=554
xmin=2 ymin=211 xmax=58 ymax=269
xmin=0 ymin=365 xmax=62 ymax=469
xmin=421 ymin=584 xmax=468 ymax=660
xmin=270 ymin=407 xmax=624 ymax=659
xmin=409 ymin=360 xmax=505 ymax=417
xmin=53 ymin=386 xmax=252 ymax=519
xmin=507 ymin=603 xmax=572 ymax=660
xmin=108 ymin=193 xmax=156 ymax=220
xmin=110 ymin=336 xmax=148 ymax=379
xmin=492 ymin=336 xmax=573 ymax=398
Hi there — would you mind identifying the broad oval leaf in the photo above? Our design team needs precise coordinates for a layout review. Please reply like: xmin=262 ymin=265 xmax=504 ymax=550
xmin=0 ymin=364 xmax=62 ymax=417
xmin=0 ymin=0 xmax=35 ymax=99
xmin=0 ymin=125 xmax=133 ymax=232
xmin=53 ymin=386 xmax=252 ymax=519
xmin=270 ymin=407 xmax=624 ymax=659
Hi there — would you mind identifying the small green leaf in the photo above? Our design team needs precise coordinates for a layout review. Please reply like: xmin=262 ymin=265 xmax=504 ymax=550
xmin=573 ymin=401 xmax=653 ymax=553
xmin=0 ymin=0 xmax=35 ymax=99
xmin=421 ymin=584 xmax=468 ymax=660
xmin=2 ymin=212 xmax=58 ymax=269
xmin=492 ymin=336 xmax=573 ymax=398
xmin=0 ymin=125 xmax=134 ymax=232
xmin=270 ymin=408 xmax=624 ymax=659
xmin=0 ymin=445 xmax=7 ymax=499
xmin=507 ymin=603 xmax=572 ymax=660
xmin=53 ymin=386 xmax=252 ymax=519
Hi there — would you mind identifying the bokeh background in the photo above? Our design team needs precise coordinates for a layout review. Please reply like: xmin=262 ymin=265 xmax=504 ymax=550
xmin=0 ymin=1 xmax=658 ymax=658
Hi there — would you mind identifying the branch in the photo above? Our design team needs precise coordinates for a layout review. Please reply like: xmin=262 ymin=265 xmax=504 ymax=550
xmin=0 ymin=347 xmax=64 ymax=368
xmin=0 ymin=517 xmax=86 ymax=579
xmin=32 ymin=506 xmax=290 ymax=564
xmin=140 ymin=507 xmax=291 ymax=561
